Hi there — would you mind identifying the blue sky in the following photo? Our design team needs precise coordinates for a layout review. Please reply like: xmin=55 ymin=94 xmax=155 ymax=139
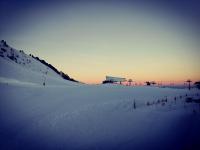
xmin=0 ymin=0 xmax=199 ymax=83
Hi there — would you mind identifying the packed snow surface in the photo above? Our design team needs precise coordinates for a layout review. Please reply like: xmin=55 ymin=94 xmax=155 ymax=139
xmin=1 ymin=81 xmax=200 ymax=150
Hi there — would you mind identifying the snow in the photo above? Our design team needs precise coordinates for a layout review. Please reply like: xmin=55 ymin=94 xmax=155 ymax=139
xmin=0 ymin=41 xmax=78 ymax=86
xmin=0 ymin=41 xmax=200 ymax=150
xmin=1 ymin=82 xmax=200 ymax=150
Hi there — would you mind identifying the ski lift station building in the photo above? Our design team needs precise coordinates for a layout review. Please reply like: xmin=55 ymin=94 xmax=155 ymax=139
xmin=103 ymin=76 xmax=126 ymax=84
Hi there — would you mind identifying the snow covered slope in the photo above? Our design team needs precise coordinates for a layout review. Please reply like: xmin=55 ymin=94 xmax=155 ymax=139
xmin=0 ymin=82 xmax=200 ymax=150
xmin=0 ymin=40 xmax=78 ymax=86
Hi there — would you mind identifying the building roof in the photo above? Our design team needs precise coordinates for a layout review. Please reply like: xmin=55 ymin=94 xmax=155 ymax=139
xmin=106 ymin=76 xmax=126 ymax=82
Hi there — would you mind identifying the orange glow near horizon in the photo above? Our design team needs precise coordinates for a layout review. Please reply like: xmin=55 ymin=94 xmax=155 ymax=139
xmin=65 ymin=71 xmax=200 ymax=85
xmin=75 ymin=78 xmax=200 ymax=85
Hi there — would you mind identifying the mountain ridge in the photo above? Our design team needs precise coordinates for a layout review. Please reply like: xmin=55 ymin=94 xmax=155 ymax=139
xmin=0 ymin=40 xmax=78 ymax=83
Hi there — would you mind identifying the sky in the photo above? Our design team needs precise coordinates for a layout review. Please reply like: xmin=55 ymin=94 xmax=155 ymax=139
xmin=0 ymin=0 xmax=200 ymax=84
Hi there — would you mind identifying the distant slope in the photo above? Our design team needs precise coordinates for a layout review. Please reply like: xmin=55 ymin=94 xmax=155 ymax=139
xmin=0 ymin=40 xmax=78 ymax=85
